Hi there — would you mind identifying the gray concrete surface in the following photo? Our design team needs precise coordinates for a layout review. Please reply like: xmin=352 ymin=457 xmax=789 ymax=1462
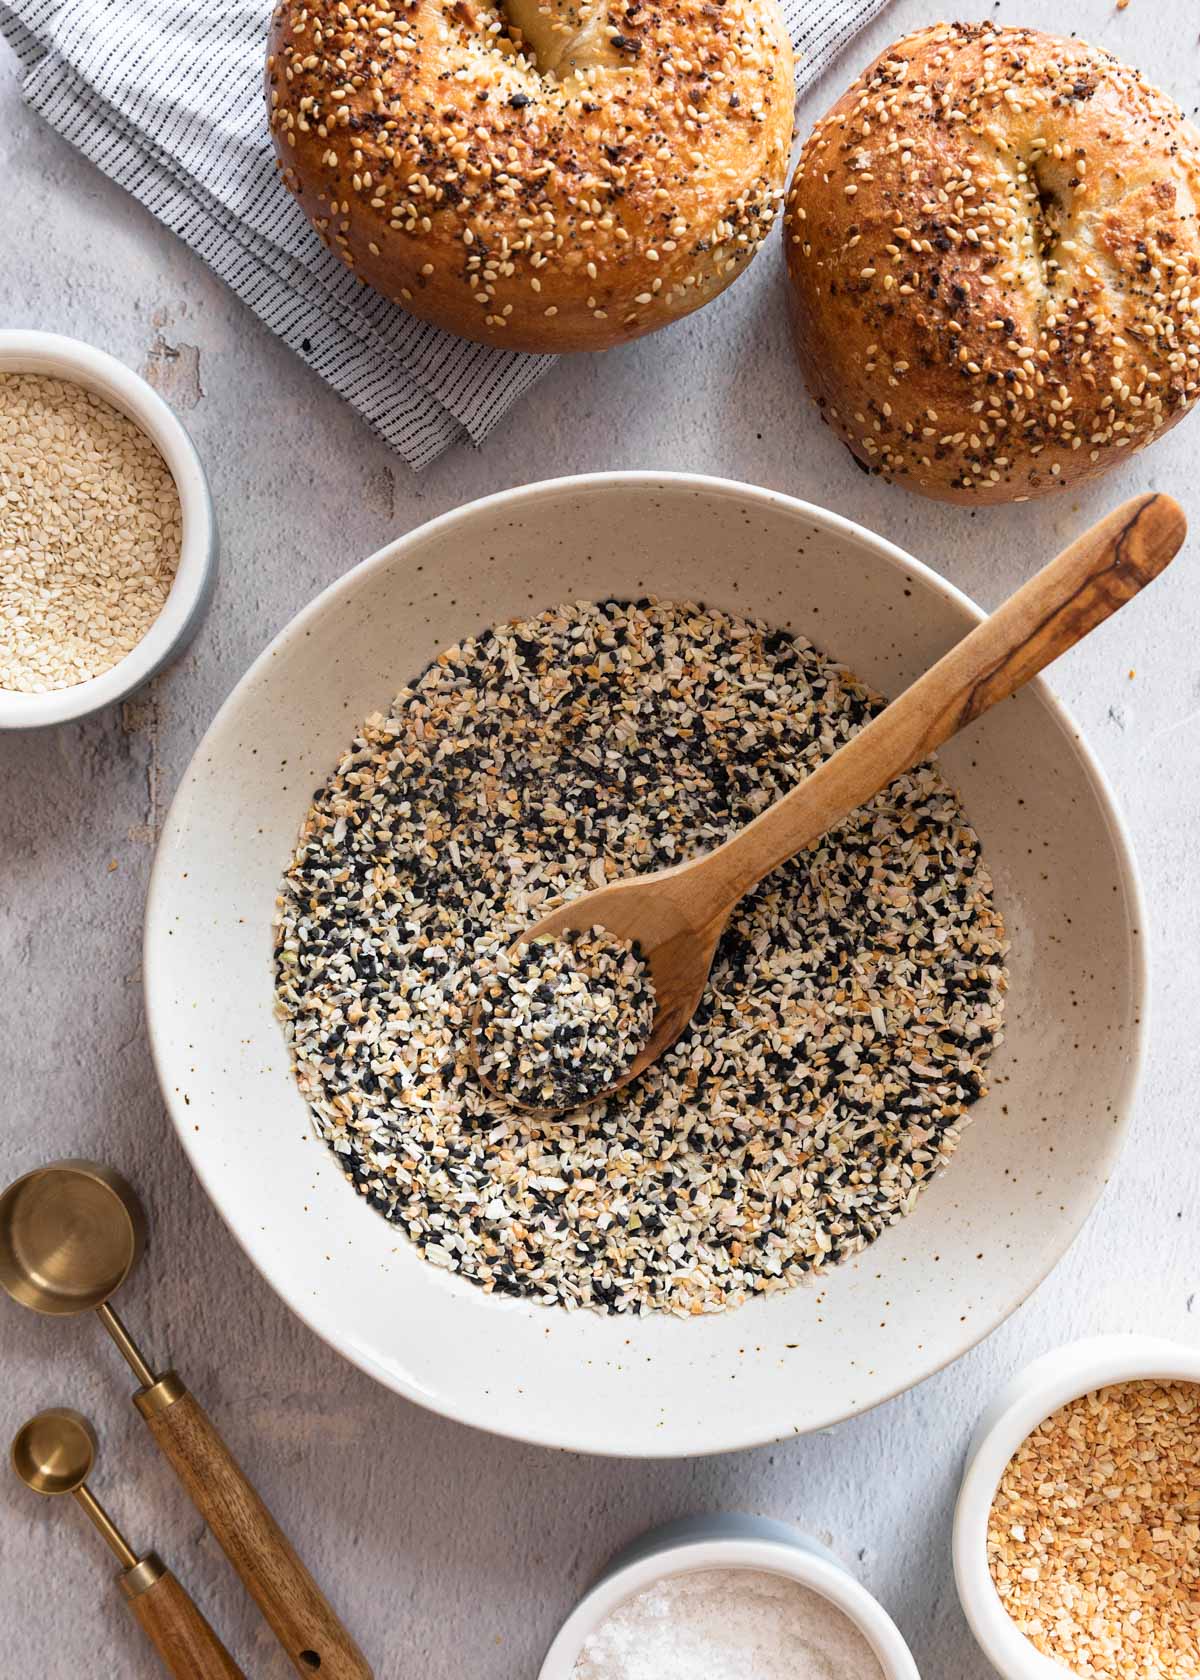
xmin=2 ymin=1 xmax=1198 ymax=1674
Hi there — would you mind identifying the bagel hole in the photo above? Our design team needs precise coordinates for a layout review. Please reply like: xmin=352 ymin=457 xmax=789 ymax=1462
xmin=1035 ymin=179 xmax=1063 ymax=254
xmin=491 ymin=0 xmax=620 ymax=79
xmin=455 ymin=0 xmax=536 ymax=71
xmin=1029 ymin=161 xmax=1070 ymax=276
xmin=488 ymin=0 xmax=556 ymax=75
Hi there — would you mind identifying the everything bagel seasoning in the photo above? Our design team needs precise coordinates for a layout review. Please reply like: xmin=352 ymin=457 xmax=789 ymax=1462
xmin=274 ymin=599 xmax=1008 ymax=1316
xmin=476 ymin=927 xmax=656 ymax=1111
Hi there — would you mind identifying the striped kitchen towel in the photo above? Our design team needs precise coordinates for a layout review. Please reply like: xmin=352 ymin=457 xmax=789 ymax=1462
xmin=0 ymin=0 xmax=890 ymax=467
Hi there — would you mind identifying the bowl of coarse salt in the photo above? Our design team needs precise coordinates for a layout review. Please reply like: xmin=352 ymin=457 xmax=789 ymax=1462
xmin=954 ymin=1334 xmax=1200 ymax=1680
xmin=540 ymin=1514 xmax=920 ymax=1680
xmin=0 ymin=329 xmax=216 ymax=729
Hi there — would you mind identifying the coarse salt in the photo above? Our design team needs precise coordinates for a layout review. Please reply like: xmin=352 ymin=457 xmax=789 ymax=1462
xmin=570 ymin=1568 xmax=885 ymax=1680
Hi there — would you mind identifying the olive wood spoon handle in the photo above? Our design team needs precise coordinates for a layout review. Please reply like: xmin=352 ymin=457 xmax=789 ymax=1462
xmin=123 ymin=1557 xmax=246 ymax=1680
xmin=482 ymin=493 xmax=1186 ymax=1117
xmin=135 ymin=1374 xmax=373 ymax=1680
xmin=692 ymin=491 xmax=1186 ymax=906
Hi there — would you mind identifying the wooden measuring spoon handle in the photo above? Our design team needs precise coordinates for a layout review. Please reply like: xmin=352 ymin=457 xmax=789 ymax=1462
xmin=122 ymin=1556 xmax=246 ymax=1680
xmin=699 ymin=493 xmax=1185 ymax=903
xmin=135 ymin=1375 xmax=373 ymax=1680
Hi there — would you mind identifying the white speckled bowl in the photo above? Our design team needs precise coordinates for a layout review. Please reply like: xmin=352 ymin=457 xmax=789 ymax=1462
xmin=539 ymin=1515 xmax=920 ymax=1678
xmin=954 ymin=1335 xmax=1200 ymax=1679
xmin=144 ymin=473 xmax=1146 ymax=1455
xmin=0 ymin=329 xmax=216 ymax=729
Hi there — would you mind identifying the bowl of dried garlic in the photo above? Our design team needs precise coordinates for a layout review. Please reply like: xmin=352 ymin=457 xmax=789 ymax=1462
xmin=0 ymin=329 xmax=216 ymax=728
xmin=954 ymin=1334 xmax=1200 ymax=1680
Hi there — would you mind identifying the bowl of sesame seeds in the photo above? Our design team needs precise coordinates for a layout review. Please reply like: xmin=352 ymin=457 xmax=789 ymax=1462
xmin=0 ymin=329 xmax=216 ymax=728
xmin=954 ymin=1335 xmax=1200 ymax=1680
xmin=145 ymin=473 xmax=1146 ymax=1455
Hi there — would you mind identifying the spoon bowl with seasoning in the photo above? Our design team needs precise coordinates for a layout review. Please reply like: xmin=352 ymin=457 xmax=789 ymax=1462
xmin=472 ymin=492 xmax=1185 ymax=1117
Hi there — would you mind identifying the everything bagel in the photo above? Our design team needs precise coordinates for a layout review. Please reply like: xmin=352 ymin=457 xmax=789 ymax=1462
xmin=267 ymin=0 xmax=794 ymax=352
xmin=783 ymin=22 xmax=1200 ymax=503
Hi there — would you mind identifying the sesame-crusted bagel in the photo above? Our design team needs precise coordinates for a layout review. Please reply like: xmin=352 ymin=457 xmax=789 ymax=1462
xmin=783 ymin=22 xmax=1200 ymax=503
xmin=266 ymin=0 xmax=794 ymax=352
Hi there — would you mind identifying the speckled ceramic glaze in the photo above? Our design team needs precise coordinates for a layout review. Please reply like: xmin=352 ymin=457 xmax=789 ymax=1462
xmin=144 ymin=473 xmax=1146 ymax=1456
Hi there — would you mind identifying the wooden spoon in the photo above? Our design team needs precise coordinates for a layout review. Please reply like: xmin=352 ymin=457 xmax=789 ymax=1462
xmin=471 ymin=492 xmax=1185 ymax=1116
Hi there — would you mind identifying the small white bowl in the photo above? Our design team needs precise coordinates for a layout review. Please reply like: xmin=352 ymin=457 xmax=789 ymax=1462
xmin=539 ymin=1514 xmax=920 ymax=1679
xmin=953 ymin=1334 xmax=1200 ymax=1679
xmin=0 ymin=329 xmax=217 ymax=729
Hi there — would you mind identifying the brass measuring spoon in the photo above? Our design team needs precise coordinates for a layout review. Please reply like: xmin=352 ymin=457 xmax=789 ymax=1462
xmin=0 ymin=1161 xmax=372 ymax=1679
xmin=12 ymin=1407 xmax=243 ymax=1679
